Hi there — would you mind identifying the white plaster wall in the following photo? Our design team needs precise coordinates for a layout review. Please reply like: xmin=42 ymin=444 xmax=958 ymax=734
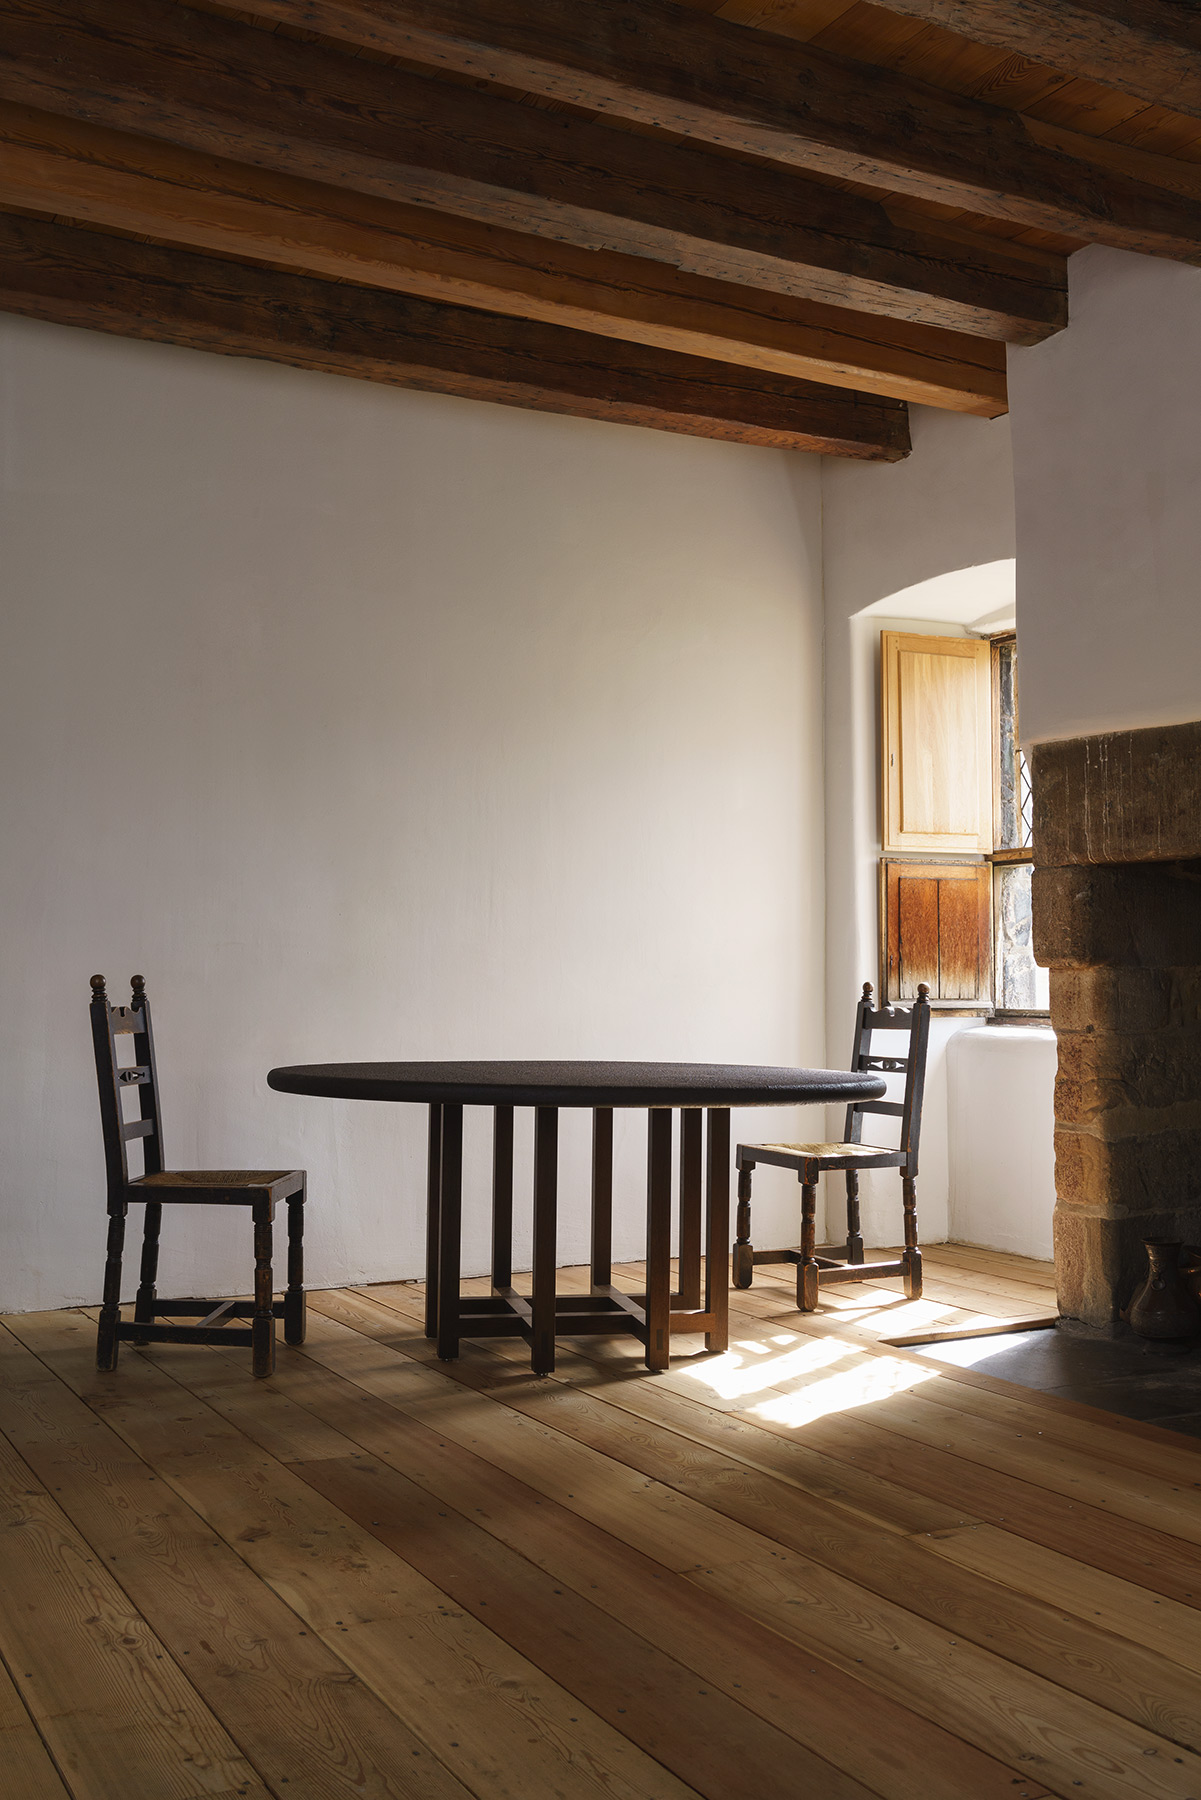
xmin=1010 ymin=245 xmax=1201 ymax=746
xmin=0 ymin=313 xmax=827 ymax=1313
xmin=947 ymin=1027 xmax=1056 ymax=1262
xmin=817 ymin=407 xmax=1054 ymax=1258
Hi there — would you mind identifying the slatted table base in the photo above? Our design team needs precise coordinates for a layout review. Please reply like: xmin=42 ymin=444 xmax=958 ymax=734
xmin=425 ymin=1103 xmax=730 ymax=1374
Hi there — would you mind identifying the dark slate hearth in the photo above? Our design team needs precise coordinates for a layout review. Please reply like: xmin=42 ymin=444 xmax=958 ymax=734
xmin=918 ymin=1326 xmax=1201 ymax=1438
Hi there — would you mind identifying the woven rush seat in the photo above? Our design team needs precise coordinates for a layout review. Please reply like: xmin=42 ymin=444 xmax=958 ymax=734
xmin=742 ymin=1141 xmax=910 ymax=1170
xmin=134 ymin=1169 xmax=300 ymax=1196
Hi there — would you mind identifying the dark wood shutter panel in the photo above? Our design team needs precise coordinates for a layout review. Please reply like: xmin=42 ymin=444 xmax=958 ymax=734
xmin=897 ymin=876 xmax=940 ymax=994
xmin=883 ymin=861 xmax=991 ymax=1004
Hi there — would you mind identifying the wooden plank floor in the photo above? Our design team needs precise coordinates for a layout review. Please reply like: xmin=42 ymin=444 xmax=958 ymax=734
xmin=3 ymin=1246 xmax=1201 ymax=1800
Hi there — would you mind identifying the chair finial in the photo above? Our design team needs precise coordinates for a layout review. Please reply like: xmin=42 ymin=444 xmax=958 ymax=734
xmin=862 ymin=981 xmax=874 ymax=1000
xmin=90 ymin=973 xmax=108 ymax=1001
xmin=130 ymin=974 xmax=146 ymax=1000
xmin=916 ymin=983 xmax=931 ymax=1002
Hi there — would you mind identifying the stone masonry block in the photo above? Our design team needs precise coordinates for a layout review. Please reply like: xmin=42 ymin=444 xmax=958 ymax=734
xmin=1034 ymin=863 xmax=1201 ymax=970
xmin=1033 ymin=720 xmax=1201 ymax=866
xmin=1049 ymin=968 xmax=1171 ymax=1034
xmin=1054 ymin=1024 xmax=1201 ymax=1119
xmin=1055 ymin=1204 xmax=1201 ymax=1327
xmin=1053 ymin=1125 xmax=1201 ymax=1214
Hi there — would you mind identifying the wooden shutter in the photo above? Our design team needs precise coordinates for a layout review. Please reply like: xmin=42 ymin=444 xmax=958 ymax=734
xmin=882 ymin=861 xmax=992 ymax=1004
xmin=881 ymin=631 xmax=992 ymax=855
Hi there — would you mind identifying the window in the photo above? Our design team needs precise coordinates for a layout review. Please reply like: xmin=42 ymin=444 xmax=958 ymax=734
xmin=879 ymin=629 xmax=1049 ymax=1017
xmin=990 ymin=635 xmax=1049 ymax=1018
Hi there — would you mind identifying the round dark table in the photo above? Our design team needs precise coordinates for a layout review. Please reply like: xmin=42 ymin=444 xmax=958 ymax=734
xmin=267 ymin=1060 xmax=886 ymax=1373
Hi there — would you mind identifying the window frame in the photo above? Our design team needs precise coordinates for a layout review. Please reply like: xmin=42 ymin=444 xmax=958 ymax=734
xmin=985 ymin=631 xmax=1049 ymax=1023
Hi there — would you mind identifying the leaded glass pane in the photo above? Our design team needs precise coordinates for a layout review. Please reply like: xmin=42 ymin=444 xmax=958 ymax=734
xmin=995 ymin=862 xmax=1049 ymax=1012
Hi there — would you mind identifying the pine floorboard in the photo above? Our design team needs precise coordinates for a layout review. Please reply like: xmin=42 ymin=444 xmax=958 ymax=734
xmin=2 ymin=1247 xmax=1200 ymax=1800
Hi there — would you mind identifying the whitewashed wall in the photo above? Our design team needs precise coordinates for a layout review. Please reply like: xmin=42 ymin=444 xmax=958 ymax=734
xmin=947 ymin=1026 xmax=1057 ymax=1261
xmin=1010 ymin=246 xmax=1201 ymax=747
xmin=0 ymin=314 xmax=827 ymax=1312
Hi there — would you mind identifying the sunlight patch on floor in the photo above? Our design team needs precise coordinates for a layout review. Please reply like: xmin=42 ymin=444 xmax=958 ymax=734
xmin=817 ymin=1287 xmax=908 ymax=1312
xmin=840 ymin=1298 xmax=961 ymax=1334
xmin=915 ymin=1329 xmax=1050 ymax=1367
xmin=681 ymin=1334 xmax=856 ymax=1400
xmin=751 ymin=1350 xmax=939 ymax=1427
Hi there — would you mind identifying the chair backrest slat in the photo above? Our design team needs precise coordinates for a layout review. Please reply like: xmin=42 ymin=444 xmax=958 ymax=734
xmin=843 ymin=981 xmax=930 ymax=1168
xmin=108 ymin=1006 xmax=145 ymax=1035
xmin=90 ymin=974 xmax=165 ymax=1197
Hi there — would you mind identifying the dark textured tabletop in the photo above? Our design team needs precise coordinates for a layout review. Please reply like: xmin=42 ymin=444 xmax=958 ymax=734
xmin=266 ymin=1060 xmax=887 ymax=1108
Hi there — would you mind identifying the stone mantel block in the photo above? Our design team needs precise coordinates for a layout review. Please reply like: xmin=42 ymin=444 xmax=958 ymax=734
xmin=1033 ymin=720 xmax=1201 ymax=866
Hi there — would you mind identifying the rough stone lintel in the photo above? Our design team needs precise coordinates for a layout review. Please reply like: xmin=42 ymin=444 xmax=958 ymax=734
xmin=1032 ymin=719 xmax=1201 ymax=866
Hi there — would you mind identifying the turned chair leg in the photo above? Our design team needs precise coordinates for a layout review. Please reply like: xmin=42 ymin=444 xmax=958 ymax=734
xmin=284 ymin=1187 xmax=306 ymax=1346
xmin=845 ymin=1172 xmax=863 ymax=1265
xmin=732 ymin=1164 xmax=756 ymax=1288
xmin=797 ymin=1176 xmax=820 ymax=1312
xmin=132 ymin=1201 xmax=163 ymax=1344
xmin=252 ymin=1199 xmax=277 ymax=1378
xmin=901 ymin=1175 xmax=922 ymax=1299
xmin=96 ymin=1203 xmax=128 ymax=1371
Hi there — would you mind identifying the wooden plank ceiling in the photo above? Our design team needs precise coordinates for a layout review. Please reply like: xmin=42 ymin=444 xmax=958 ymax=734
xmin=2 ymin=0 xmax=1200 ymax=458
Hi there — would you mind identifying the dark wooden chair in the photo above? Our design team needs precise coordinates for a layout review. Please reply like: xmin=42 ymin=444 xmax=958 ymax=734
xmin=732 ymin=982 xmax=930 ymax=1311
xmin=90 ymin=973 xmax=306 ymax=1377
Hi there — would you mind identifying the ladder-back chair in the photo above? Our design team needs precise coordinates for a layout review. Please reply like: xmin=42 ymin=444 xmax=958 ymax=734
xmin=90 ymin=973 xmax=306 ymax=1377
xmin=732 ymin=982 xmax=930 ymax=1311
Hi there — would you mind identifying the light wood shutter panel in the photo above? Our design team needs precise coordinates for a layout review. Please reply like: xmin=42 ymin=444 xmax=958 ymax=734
xmin=882 ymin=631 xmax=992 ymax=854
xmin=883 ymin=861 xmax=992 ymax=1003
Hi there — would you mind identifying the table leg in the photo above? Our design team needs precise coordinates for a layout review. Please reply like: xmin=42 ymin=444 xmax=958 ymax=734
xmin=492 ymin=1104 xmax=514 ymax=1291
xmin=704 ymin=1108 xmax=731 ymax=1354
xmin=590 ymin=1106 xmax=613 ymax=1292
xmin=531 ymin=1106 xmax=558 ymax=1375
xmin=678 ymin=1108 xmax=703 ymax=1308
xmin=436 ymin=1104 xmax=463 ymax=1361
xmin=424 ymin=1102 xmax=442 ymax=1339
xmin=644 ymin=1108 xmax=673 ymax=1371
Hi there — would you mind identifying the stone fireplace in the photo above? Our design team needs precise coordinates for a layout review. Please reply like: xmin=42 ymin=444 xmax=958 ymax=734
xmin=1032 ymin=720 xmax=1201 ymax=1328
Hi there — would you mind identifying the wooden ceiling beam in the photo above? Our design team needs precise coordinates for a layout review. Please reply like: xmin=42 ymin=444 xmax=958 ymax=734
xmin=0 ymin=103 xmax=1005 ymax=414
xmin=865 ymin=1 xmax=1201 ymax=122
xmin=0 ymin=211 xmax=911 ymax=458
xmin=229 ymin=0 xmax=1201 ymax=260
xmin=0 ymin=0 xmax=1064 ymax=341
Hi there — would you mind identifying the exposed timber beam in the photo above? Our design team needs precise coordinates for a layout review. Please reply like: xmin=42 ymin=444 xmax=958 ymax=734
xmin=867 ymin=1 xmax=1201 ymax=123
xmin=0 ymin=104 xmax=1005 ymax=413
xmin=228 ymin=0 xmax=1201 ymax=260
xmin=0 ymin=212 xmax=911 ymax=458
xmin=0 ymin=0 xmax=1065 ymax=341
